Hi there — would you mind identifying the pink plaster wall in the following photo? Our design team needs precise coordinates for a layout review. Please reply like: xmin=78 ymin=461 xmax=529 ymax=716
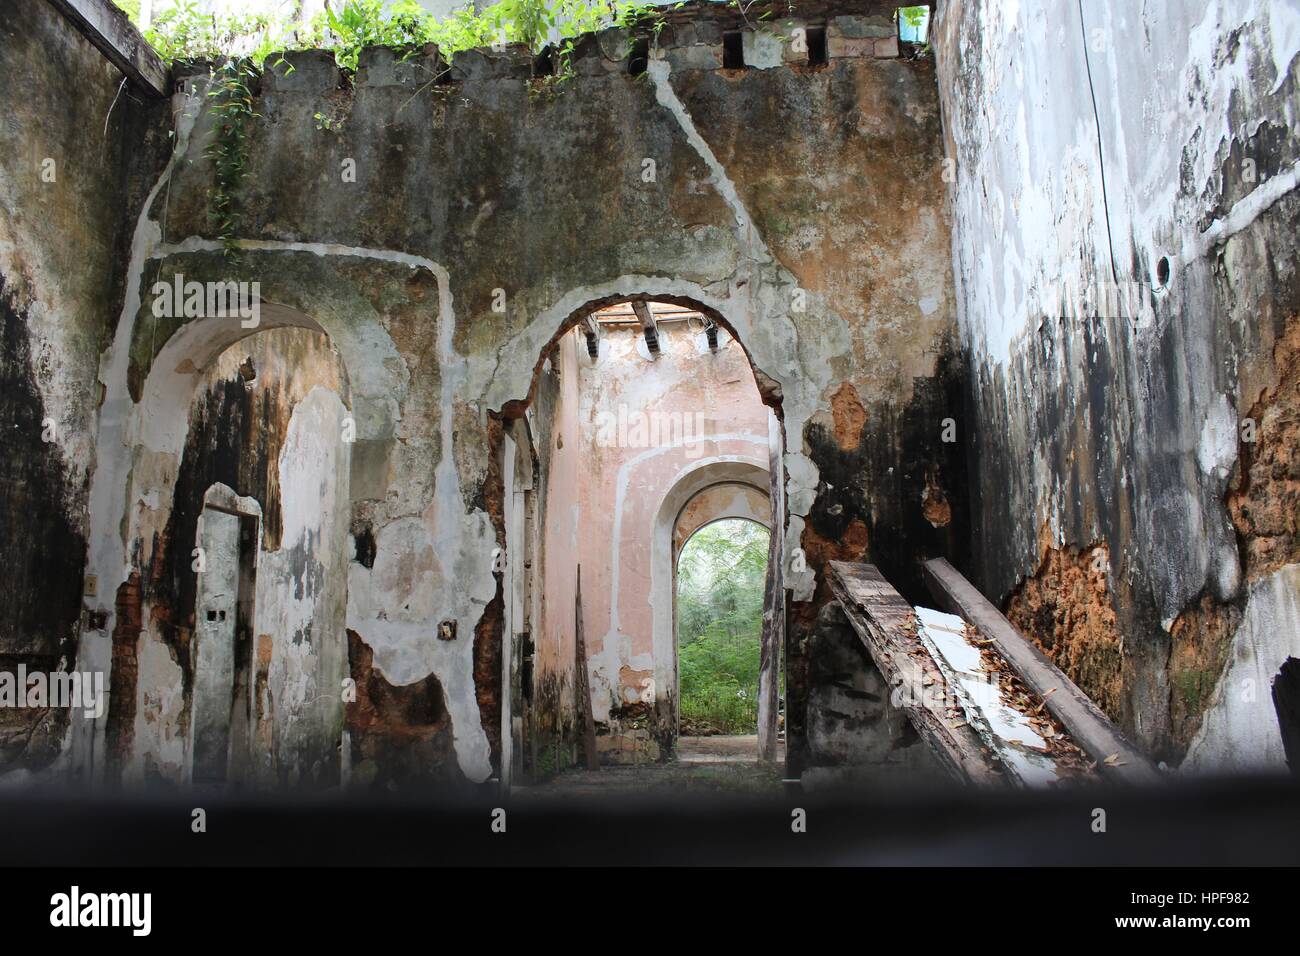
xmin=536 ymin=335 xmax=583 ymax=713
xmin=553 ymin=317 xmax=772 ymax=720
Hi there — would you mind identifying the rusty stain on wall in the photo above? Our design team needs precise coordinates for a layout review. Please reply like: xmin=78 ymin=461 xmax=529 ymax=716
xmin=1006 ymin=541 xmax=1124 ymax=722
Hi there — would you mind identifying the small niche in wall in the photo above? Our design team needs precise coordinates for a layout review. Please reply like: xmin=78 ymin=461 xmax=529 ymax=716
xmin=807 ymin=26 xmax=828 ymax=67
xmin=723 ymin=31 xmax=746 ymax=69
xmin=629 ymin=38 xmax=649 ymax=76
xmin=353 ymin=524 xmax=376 ymax=569
xmin=533 ymin=48 xmax=555 ymax=78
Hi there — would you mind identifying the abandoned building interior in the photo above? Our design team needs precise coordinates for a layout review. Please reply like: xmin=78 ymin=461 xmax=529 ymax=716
xmin=1 ymin=0 xmax=1298 ymax=801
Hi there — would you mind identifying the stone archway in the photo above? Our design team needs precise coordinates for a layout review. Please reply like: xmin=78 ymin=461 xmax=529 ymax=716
xmin=653 ymin=459 xmax=775 ymax=749
xmin=114 ymin=319 xmax=354 ymax=788
xmin=491 ymin=290 xmax=788 ymax=779
xmin=74 ymin=247 xmax=423 ymax=786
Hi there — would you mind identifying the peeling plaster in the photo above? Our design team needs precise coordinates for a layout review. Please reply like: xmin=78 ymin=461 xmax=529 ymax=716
xmin=69 ymin=83 xmax=210 ymax=780
xmin=1182 ymin=564 xmax=1300 ymax=772
xmin=12 ymin=0 xmax=974 ymax=787
xmin=77 ymin=196 xmax=499 ymax=781
xmin=935 ymin=0 xmax=1300 ymax=758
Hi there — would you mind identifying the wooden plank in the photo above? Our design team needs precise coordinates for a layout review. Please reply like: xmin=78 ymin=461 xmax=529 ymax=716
xmin=827 ymin=561 xmax=1005 ymax=787
xmin=574 ymin=567 xmax=599 ymax=771
xmin=630 ymin=300 xmax=660 ymax=355
xmin=921 ymin=557 xmax=1161 ymax=785
xmin=46 ymin=0 xmax=170 ymax=97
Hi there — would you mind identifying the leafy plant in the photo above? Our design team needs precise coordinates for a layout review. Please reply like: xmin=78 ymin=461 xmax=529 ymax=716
xmin=111 ymin=0 xmax=141 ymax=20
xmin=138 ymin=0 xmax=673 ymax=76
xmin=205 ymin=58 xmax=260 ymax=259
xmin=676 ymin=519 xmax=769 ymax=734
xmin=144 ymin=0 xmax=289 ymax=65
xmin=899 ymin=5 xmax=929 ymax=28
xmin=310 ymin=0 xmax=435 ymax=70
xmin=897 ymin=4 xmax=931 ymax=48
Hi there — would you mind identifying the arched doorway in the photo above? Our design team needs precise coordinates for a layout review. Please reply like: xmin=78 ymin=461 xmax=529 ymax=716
xmin=496 ymin=294 xmax=785 ymax=784
xmin=652 ymin=460 xmax=776 ymax=751
xmin=675 ymin=515 xmax=773 ymax=751
xmin=85 ymin=288 xmax=358 ymax=789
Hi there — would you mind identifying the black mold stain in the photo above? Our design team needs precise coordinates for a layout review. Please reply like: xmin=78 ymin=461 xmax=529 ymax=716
xmin=149 ymin=372 xmax=288 ymax=682
xmin=804 ymin=343 xmax=969 ymax=604
xmin=0 ymin=277 xmax=86 ymax=663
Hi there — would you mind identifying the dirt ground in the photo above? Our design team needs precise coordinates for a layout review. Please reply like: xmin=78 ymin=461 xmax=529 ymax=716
xmin=513 ymin=736 xmax=786 ymax=799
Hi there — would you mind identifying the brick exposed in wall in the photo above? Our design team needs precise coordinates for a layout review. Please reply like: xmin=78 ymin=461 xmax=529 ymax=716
xmin=103 ymin=573 xmax=143 ymax=784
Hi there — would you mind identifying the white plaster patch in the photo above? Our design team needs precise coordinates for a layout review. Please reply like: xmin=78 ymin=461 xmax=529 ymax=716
xmin=916 ymin=606 xmax=1062 ymax=787
xmin=1182 ymin=563 xmax=1300 ymax=773
xmin=743 ymin=29 xmax=787 ymax=70
xmin=1197 ymin=392 xmax=1237 ymax=479
xmin=128 ymin=633 xmax=187 ymax=786
xmin=784 ymin=452 xmax=820 ymax=518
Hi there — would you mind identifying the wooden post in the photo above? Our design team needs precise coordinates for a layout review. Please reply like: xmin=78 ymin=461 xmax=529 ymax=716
xmin=574 ymin=567 xmax=599 ymax=770
xmin=631 ymin=300 xmax=660 ymax=356
xmin=921 ymin=557 xmax=1161 ymax=784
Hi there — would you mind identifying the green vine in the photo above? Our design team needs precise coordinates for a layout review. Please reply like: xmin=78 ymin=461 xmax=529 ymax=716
xmin=135 ymin=0 xmax=676 ymax=78
xmin=205 ymin=58 xmax=259 ymax=260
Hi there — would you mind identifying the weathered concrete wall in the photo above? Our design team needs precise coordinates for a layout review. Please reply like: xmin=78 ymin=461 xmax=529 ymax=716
xmin=804 ymin=602 xmax=942 ymax=779
xmin=531 ymin=334 xmax=582 ymax=770
xmin=76 ymin=0 xmax=961 ymax=785
xmin=934 ymin=0 xmax=1300 ymax=767
xmin=55 ymin=0 xmax=963 ymax=786
xmin=15 ymin=0 xmax=1296 ymax=788
xmin=0 ymin=0 xmax=168 ymax=774
xmin=117 ymin=327 xmax=351 ymax=787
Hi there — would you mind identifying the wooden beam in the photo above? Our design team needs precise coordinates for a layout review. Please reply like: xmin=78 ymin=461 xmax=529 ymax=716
xmin=703 ymin=319 xmax=719 ymax=352
xmin=582 ymin=315 xmax=600 ymax=361
xmin=631 ymin=300 xmax=660 ymax=356
xmin=46 ymin=0 xmax=170 ymax=97
xmin=827 ymin=561 xmax=1006 ymax=787
xmin=921 ymin=558 xmax=1161 ymax=785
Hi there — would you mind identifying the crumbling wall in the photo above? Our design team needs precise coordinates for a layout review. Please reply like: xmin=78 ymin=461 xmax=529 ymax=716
xmin=64 ymin=0 xmax=962 ymax=785
xmin=934 ymin=0 xmax=1300 ymax=766
xmin=0 ymin=0 xmax=167 ymax=775
xmin=120 ymin=327 xmax=351 ymax=787
xmin=530 ymin=337 xmax=582 ymax=772
xmin=1005 ymin=541 xmax=1124 ymax=720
